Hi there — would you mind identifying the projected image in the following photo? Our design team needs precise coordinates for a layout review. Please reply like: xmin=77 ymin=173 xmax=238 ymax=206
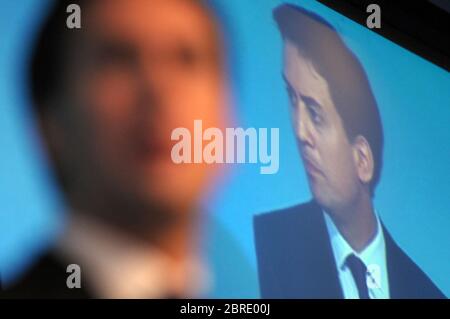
xmin=0 ymin=0 xmax=448 ymax=299
xmin=254 ymin=3 xmax=448 ymax=299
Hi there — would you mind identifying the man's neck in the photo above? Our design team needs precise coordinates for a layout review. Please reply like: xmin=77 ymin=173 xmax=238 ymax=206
xmin=57 ymin=208 xmax=205 ymax=298
xmin=327 ymin=192 xmax=377 ymax=253
xmin=68 ymin=195 xmax=200 ymax=262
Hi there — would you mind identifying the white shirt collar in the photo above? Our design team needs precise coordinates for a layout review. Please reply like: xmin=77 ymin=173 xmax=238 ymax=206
xmin=323 ymin=209 xmax=389 ymax=298
xmin=55 ymin=213 xmax=210 ymax=298
xmin=323 ymin=210 xmax=385 ymax=270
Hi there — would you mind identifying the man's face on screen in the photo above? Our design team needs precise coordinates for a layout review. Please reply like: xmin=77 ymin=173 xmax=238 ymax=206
xmin=51 ymin=0 xmax=226 ymax=213
xmin=283 ymin=40 xmax=360 ymax=212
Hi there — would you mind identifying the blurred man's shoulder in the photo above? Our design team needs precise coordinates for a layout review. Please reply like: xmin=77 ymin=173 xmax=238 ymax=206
xmin=1 ymin=252 xmax=90 ymax=299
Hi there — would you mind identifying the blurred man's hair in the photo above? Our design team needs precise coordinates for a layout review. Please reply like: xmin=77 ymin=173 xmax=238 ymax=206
xmin=28 ymin=0 xmax=221 ymax=114
xmin=274 ymin=4 xmax=384 ymax=195
xmin=29 ymin=0 xmax=86 ymax=112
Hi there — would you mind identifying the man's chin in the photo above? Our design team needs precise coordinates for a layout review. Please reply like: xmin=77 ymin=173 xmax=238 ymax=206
xmin=128 ymin=176 xmax=202 ymax=211
xmin=309 ymin=181 xmax=329 ymax=208
xmin=120 ymin=161 xmax=210 ymax=209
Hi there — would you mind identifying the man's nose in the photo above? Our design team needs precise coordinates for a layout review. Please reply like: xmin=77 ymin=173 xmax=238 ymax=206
xmin=136 ymin=56 xmax=175 ymax=114
xmin=140 ymin=58 xmax=172 ymax=96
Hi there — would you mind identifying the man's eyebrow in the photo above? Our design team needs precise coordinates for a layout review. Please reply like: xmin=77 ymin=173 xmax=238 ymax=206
xmin=301 ymin=95 xmax=323 ymax=112
xmin=282 ymin=73 xmax=323 ymax=111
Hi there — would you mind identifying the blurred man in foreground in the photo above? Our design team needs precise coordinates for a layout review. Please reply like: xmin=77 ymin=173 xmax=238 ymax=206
xmin=2 ymin=0 xmax=229 ymax=298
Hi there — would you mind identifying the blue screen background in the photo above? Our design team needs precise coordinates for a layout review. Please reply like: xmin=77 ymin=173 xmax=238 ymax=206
xmin=1 ymin=0 xmax=448 ymax=297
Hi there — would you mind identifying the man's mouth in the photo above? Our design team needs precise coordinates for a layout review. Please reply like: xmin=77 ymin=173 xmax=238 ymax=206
xmin=135 ymin=135 xmax=172 ymax=162
xmin=302 ymin=156 xmax=323 ymax=178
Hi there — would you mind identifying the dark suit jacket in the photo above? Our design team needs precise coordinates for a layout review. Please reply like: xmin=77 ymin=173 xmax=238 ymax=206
xmin=254 ymin=200 xmax=446 ymax=299
xmin=1 ymin=216 xmax=260 ymax=299
xmin=0 ymin=253 xmax=92 ymax=299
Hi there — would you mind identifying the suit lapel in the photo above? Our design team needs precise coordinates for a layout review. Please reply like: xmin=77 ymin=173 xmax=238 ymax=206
xmin=383 ymin=224 xmax=410 ymax=299
xmin=282 ymin=201 xmax=343 ymax=298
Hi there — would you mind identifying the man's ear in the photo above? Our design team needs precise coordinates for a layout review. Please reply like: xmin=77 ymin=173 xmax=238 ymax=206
xmin=352 ymin=135 xmax=374 ymax=185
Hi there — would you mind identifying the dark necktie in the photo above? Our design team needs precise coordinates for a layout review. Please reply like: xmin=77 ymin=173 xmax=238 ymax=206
xmin=345 ymin=254 xmax=370 ymax=299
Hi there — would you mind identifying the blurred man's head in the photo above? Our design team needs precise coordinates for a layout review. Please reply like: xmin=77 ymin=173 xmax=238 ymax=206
xmin=274 ymin=5 xmax=384 ymax=214
xmin=29 ymin=0 xmax=228 ymax=227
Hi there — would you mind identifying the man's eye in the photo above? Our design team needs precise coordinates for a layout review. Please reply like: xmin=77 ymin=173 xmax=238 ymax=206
xmin=309 ymin=107 xmax=322 ymax=125
xmin=179 ymin=48 xmax=198 ymax=66
xmin=96 ymin=45 xmax=135 ymax=69
xmin=173 ymin=46 xmax=205 ymax=70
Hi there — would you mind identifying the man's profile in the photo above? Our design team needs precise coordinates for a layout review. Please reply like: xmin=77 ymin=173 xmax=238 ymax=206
xmin=254 ymin=4 xmax=445 ymax=299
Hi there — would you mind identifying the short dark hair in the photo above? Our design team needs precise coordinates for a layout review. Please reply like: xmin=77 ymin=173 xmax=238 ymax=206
xmin=274 ymin=4 xmax=384 ymax=194
xmin=29 ymin=0 xmax=88 ymax=112
xmin=28 ymin=0 xmax=221 ymax=114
